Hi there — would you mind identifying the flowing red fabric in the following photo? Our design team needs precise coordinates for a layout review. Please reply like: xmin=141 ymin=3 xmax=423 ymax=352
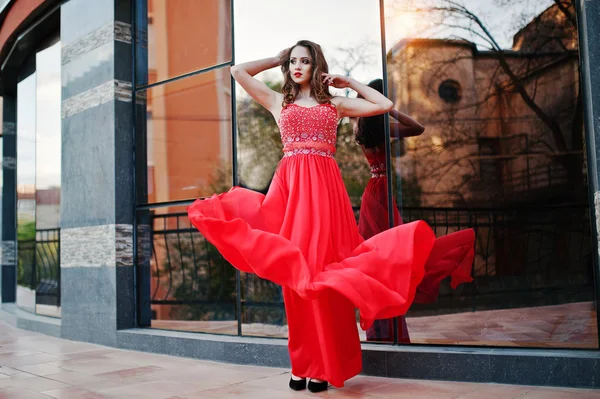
xmin=358 ymin=152 xmax=475 ymax=342
xmin=187 ymin=104 xmax=437 ymax=387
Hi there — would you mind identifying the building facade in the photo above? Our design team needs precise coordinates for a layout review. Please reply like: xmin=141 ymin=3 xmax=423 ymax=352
xmin=1 ymin=0 xmax=600 ymax=388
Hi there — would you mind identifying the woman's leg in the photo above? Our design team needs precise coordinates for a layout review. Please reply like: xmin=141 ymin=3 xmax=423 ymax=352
xmin=283 ymin=287 xmax=362 ymax=388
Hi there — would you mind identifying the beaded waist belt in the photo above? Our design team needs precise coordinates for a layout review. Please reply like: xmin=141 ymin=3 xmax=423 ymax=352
xmin=370 ymin=162 xmax=386 ymax=178
xmin=282 ymin=142 xmax=335 ymax=158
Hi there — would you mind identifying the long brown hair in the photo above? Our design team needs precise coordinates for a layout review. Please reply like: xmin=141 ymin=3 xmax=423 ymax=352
xmin=280 ymin=40 xmax=331 ymax=107
xmin=355 ymin=79 xmax=385 ymax=149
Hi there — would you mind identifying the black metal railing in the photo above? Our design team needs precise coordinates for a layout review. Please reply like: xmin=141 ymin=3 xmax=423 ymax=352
xmin=149 ymin=212 xmax=237 ymax=321
xmin=35 ymin=228 xmax=61 ymax=307
xmin=146 ymin=204 xmax=594 ymax=323
xmin=17 ymin=228 xmax=61 ymax=307
xmin=17 ymin=239 xmax=37 ymax=289
xmin=401 ymin=205 xmax=594 ymax=314
xmin=503 ymin=163 xmax=569 ymax=194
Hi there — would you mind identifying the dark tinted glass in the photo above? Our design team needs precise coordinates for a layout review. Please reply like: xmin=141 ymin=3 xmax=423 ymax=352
xmin=385 ymin=0 xmax=597 ymax=348
xmin=137 ymin=0 xmax=232 ymax=86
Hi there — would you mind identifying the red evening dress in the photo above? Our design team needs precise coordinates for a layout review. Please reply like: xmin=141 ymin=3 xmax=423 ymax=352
xmin=188 ymin=103 xmax=436 ymax=388
xmin=359 ymin=147 xmax=476 ymax=342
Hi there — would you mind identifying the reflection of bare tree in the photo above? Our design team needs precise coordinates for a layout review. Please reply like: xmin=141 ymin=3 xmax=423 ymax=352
xmin=330 ymin=40 xmax=379 ymax=97
xmin=236 ymin=81 xmax=283 ymax=192
xmin=202 ymin=161 xmax=234 ymax=196
xmin=336 ymin=121 xmax=371 ymax=205
xmin=388 ymin=0 xmax=584 ymax=207
xmin=384 ymin=0 xmax=594 ymax=315
xmin=331 ymin=41 xmax=379 ymax=76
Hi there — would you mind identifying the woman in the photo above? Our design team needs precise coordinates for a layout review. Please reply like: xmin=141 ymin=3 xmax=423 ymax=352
xmin=351 ymin=79 xmax=476 ymax=344
xmin=188 ymin=40 xmax=463 ymax=392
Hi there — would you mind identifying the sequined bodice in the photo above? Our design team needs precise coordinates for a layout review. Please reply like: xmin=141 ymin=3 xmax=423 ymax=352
xmin=364 ymin=146 xmax=387 ymax=178
xmin=278 ymin=103 xmax=338 ymax=158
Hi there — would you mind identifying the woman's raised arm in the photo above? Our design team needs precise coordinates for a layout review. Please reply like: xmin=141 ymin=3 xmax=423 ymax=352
xmin=231 ymin=51 xmax=286 ymax=113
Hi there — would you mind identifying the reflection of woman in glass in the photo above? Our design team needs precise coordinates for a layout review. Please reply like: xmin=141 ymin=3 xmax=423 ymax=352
xmin=352 ymin=79 xmax=476 ymax=343
xmin=188 ymin=40 xmax=471 ymax=392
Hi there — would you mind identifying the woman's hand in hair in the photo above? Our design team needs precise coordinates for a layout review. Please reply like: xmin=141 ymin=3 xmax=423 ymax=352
xmin=276 ymin=48 xmax=290 ymax=65
xmin=230 ymin=57 xmax=283 ymax=114
xmin=322 ymin=73 xmax=352 ymax=89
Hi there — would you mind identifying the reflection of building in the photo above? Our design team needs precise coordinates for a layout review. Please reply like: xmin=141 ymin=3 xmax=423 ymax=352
xmin=144 ymin=1 xmax=233 ymax=321
xmin=16 ymin=184 xmax=35 ymax=222
xmin=389 ymin=2 xmax=581 ymax=208
xmin=35 ymin=187 xmax=60 ymax=229
xmin=388 ymin=2 xmax=591 ymax=315
xmin=145 ymin=0 xmax=232 ymax=206
xmin=0 ymin=0 xmax=599 ymax=389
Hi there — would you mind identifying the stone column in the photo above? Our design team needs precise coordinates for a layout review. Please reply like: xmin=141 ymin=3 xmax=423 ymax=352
xmin=60 ymin=0 xmax=135 ymax=345
xmin=1 ymin=96 xmax=17 ymax=303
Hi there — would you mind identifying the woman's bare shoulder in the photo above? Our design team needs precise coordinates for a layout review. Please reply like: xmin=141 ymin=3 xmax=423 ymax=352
xmin=330 ymin=96 xmax=344 ymax=107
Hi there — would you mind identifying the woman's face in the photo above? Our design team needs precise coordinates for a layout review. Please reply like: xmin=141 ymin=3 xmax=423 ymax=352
xmin=289 ymin=46 xmax=312 ymax=86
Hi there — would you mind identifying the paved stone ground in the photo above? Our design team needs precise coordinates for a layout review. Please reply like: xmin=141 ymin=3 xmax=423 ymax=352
xmin=0 ymin=321 xmax=598 ymax=398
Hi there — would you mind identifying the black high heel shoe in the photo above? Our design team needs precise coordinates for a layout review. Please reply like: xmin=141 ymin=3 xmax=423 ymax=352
xmin=289 ymin=377 xmax=307 ymax=391
xmin=307 ymin=379 xmax=328 ymax=393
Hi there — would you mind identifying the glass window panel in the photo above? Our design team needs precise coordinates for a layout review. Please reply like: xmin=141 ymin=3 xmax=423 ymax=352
xmin=0 ymin=96 xmax=3 ymax=239
xmin=138 ymin=0 xmax=232 ymax=86
xmin=137 ymin=205 xmax=237 ymax=334
xmin=385 ymin=0 xmax=597 ymax=348
xmin=233 ymin=0 xmax=386 ymax=339
xmin=140 ymin=67 xmax=233 ymax=204
xmin=240 ymin=273 xmax=286 ymax=338
xmin=16 ymin=73 xmax=37 ymax=314
xmin=35 ymin=41 xmax=62 ymax=317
